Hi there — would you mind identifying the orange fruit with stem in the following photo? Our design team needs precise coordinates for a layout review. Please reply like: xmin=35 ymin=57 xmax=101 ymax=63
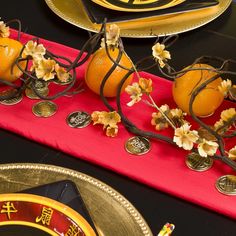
xmin=85 ymin=47 xmax=133 ymax=97
xmin=0 ymin=37 xmax=26 ymax=82
xmin=172 ymin=63 xmax=224 ymax=117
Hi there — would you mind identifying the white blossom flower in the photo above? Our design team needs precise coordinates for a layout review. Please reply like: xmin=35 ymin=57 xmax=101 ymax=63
xmin=138 ymin=77 xmax=153 ymax=94
xmin=91 ymin=111 xmax=121 ymax=137
xmin=55 ymin=64 xmax=70 ymax=82
xmin=24 ymin=40 xmax=46 ymax=61
xmin=173 ymin=123 xmax=199 ymax=150
xmin=34 ymin=58 xmax=56 ymax=81
xmin=197 ymin=139 xmax=219 ymax=157
xmin=214 ymin=119 xmax=224 ymax=131
xmin=125 ymin=82 xmax=142 ymax=106
xmin=106 ymin=124 xmax=119 ymax=137
xmin=151 ymin=111 xmax=169 ymax=131
xmin=170 ymin=108 xmax=187 ymax=127
xmin=218 ymin=79 xmax=232 ymax=97
xmin=101 ymin=24 xmax=120 ymax=48
xmin=0 ymin=20 xmax=10 ymax=38
xmin=152 ymin=42 xmax=171 ymax=68
xmin=228 ymin=146 xmax=236 ymax=160
xmin=159 ymin=104 xmax=170 ymax=113
xmin=220 ymin=108 xmax=236 ymax=122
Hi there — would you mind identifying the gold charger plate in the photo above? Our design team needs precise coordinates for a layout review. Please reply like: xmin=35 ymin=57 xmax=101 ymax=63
xmin=0 ymin=163 xmax=153 ymax=236
xmin=44 ymin=0 xmax=232 ymax=38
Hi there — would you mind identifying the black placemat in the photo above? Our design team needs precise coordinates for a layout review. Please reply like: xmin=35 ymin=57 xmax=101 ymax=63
xmin=82 ymin=0 xmax=219 ymax=23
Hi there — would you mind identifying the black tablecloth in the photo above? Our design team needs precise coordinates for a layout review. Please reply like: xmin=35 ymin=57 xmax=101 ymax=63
xmin=1 ymin=1 xmax=236 ymax=235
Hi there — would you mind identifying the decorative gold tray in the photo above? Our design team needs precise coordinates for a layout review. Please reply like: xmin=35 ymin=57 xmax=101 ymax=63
xmin=44 ymin=0 xmax=232 ymax=38
xmin=0 ymin=163 xmax=153 ymax=236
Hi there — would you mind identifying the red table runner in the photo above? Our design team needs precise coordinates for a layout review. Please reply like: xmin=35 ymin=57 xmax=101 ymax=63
xmin=1 ymin=30 xmax=236 ymax=219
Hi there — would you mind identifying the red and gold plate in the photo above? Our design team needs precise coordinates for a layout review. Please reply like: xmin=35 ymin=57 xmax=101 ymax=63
xmin=0 ymin=193 xmax=96 ymax=236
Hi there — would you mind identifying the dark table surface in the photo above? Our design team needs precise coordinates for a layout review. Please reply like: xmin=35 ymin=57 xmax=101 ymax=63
xmin=1 ymin=1 xmax=236 ymax=235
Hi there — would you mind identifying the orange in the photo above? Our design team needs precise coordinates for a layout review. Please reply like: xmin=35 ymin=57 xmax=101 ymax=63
xmin=172 ymin=63 xmax=224 ymax=117
xmin=0 ymin=37 xmax=26 ymax=82
xmin=85 ymin=47 xmax=133 ymax=97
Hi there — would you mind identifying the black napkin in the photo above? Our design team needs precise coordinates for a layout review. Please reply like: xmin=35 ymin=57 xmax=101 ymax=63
xmin=20 ymin=180 xmax=98 ymax=235
xmin=82 ymin=0 xmax=219 ymax=24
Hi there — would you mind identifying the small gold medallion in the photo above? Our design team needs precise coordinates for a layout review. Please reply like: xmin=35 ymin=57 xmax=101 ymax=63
xmin=33 ymin=80 xmax=48 ymax=89
xmin=215 ymin=175 xmax=236 ymax=195
xmin=53 ymin=76 xmax=73 ymax=85
xmin=0 ymin=88 xmax=17 ymax=97
xmin=25 ymin=80 xmax=49 ymax=99
xmin=186 ymin=152 xmax=213 ymax=172
xmin=66 ymin=111 xmax=91 ymax=128
xmin=25 ymin=87 xmax=49 ymax=99
xmin=125 ymin=136 xmax=151 ymax=155
xmin=0 ymin=93 xmax=23 ymax=105
xmin=32 ymin=101 xmax=57 ymax=118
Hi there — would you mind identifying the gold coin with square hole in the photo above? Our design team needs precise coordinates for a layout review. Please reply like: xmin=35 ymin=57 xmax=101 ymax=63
xmin=66 ymin=111 xmax=91 ymax=128
xmin=0 ymin=93 xmax=23 ymax=105
xmin=54 ymin=76 xmax=73 ymax=85
xmin=125 ymin=136 xmax=151 ymax=155
xmin=186 ymin=152 xmax=213 ymax=172
xmin=25 ymin=87 xmax=49 ymax=100
xmin=216 ymin=175 xmax=236 ymax=195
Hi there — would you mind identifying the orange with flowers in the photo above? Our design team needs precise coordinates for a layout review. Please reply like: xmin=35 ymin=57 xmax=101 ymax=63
xmin=0 ymin=20 xmax=26 ymax=82
xmin=85 ymin=24 xmax=133 ymax=97
xmin=172 ymin=63 xmax=224 ymax=117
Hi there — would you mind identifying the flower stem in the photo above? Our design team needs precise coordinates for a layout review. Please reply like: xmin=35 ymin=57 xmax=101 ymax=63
xmin=148 ymin=94 xmax=176 ymax=129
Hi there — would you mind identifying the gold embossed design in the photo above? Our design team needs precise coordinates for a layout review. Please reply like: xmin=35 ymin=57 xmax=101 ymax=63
xmin=125 ymin=136 xmax=151 ymax=155
xmin=186 ymin=152 xmax=213 ymax=172
xmin=0 ymin=163 xmax=153 ymax=236
xmin=0 ymin=90 xmax=23 ymax=105
xmin=66 ymin=111 xmax=91 ymax=128
xmin=0 ymin=95 xmax=23 ymax=105
xmin=32 ymin=101 xmax=57 ymax=117
xmin=215 ymin=175 xmax=236 ymax=195
xmin=44 ymin=0 xmax=231 ymax=38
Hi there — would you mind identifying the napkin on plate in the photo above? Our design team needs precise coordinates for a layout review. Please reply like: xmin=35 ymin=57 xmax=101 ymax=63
xmin=81 ymin=0 xmax=219 ymax=24
xmin=20 ymin=180 xmax=98 ymax=235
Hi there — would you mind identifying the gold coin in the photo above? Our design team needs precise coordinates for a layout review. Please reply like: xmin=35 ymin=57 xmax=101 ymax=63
xmin=53 ymin=76 xmax=73 ymax=85
xmin=125 ymin=136 xmax=151 ymax=155
xmin=0 ymin=93 xmax=23 ymax=105
xmin=215 ymin=175 xmax=236 ymax=195
xmin=32 ymin=101 xmax=57 ymax=118
xmin=186 ymin=152 xmax=213 ymax=172
xmin=66 ymin=111 xmax=91 ymax=128
xmin=25 ymin=87 xmax=49 ymax=100
xmin=33 ymin=80 xmax=48 ymax=90
xmin=0 ymin=88 xmax=17 ymax=97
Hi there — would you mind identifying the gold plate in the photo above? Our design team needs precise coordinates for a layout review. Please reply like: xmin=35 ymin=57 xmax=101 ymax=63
xmin=0 ymin=163 xmax=153 ymax=236
xmin=44 ymin=0 xmax=232 ymax=38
